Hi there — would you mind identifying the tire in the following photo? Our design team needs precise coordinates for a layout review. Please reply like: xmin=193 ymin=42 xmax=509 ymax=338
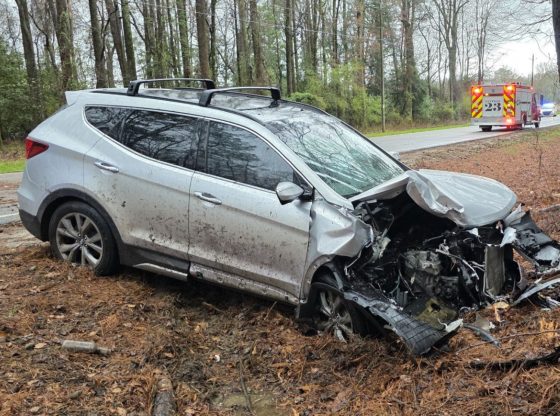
xmin=310 ymin=272 xmax=368 ymax=341
xmin=48 ymin=201 xmax=119 ymax=276
xmin=480 ymin=126 xmax=492 ymax=132
xmin=535 ymin=122 xmax=540 ymax=128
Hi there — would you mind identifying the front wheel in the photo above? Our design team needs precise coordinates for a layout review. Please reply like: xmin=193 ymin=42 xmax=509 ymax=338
xmin=480 ymin=126 xmax=492 ymax=132
xmin=310 ymin=272 xmax=368 ymax=341
xmin=535 ymin=122 xmax=540 ymax=128
xmin=48 ymin=201 xmax=118 ymax=276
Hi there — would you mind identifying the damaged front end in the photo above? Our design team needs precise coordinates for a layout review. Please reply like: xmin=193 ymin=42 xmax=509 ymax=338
xmin=303 ymin=170 xmax=560 ymax=355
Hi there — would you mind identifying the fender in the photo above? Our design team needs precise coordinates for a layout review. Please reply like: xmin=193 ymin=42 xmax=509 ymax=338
xmin=37 ymin=188 xmax=125 ymax=254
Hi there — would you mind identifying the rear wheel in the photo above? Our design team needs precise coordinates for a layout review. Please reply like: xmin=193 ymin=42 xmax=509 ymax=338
xmin=310 ymin=272 xmax=368 ymax=341
xmin=48 ymin=201 xmax=118 ymax=275
xmin=480 ymin=126 xmax=492 ymax=132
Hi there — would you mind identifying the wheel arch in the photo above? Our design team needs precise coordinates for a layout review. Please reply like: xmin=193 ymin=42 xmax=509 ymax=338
xmin=38 ymin=189 xmax=124 ymax=254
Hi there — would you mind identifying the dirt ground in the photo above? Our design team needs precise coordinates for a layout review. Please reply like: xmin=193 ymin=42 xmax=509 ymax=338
xmin=1 ymin=129 xmax=560 ymax=415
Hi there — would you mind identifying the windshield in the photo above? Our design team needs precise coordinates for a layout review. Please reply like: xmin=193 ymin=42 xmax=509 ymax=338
xmin=267 ymin=114 xmax=404 ymax=197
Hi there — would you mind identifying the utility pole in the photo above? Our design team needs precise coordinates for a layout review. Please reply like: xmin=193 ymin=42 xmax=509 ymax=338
xmin=531 ymin=54 xmax=534 ymax=86
xmin=380 ymin=0 xmax=385 ymax=132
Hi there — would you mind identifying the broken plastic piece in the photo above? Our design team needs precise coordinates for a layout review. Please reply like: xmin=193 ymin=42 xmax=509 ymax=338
xmin=512 ymin=276 xmax=560 ymax=306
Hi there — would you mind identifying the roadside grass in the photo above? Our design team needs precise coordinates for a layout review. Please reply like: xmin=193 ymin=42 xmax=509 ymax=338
xmin=0 ymin=140 xmax=25 ymax=173
xmin=366 ymin=122 xmax=470 ymax=137
xmin=0 ymin=159 xmax=26 ymax=174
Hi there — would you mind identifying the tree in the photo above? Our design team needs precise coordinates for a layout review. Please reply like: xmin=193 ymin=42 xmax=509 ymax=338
xmin=88 ymin=0 xmax=108 ymax=88
xmin=432 ymin=0 xmax=470 ymax=108
xmin=52 ymin=0 xmax=78 ymax=95
xmin=196 ymin=0 xmax=211 ymax=78
xmin=249 ymin=0 xmax=267 ymax=83
xmin=553 ymin=0 xmax=560 ymax=82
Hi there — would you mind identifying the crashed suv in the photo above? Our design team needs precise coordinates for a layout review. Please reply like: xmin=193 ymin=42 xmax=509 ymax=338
xmin=18 ymin=79 xmax=560 ymax=354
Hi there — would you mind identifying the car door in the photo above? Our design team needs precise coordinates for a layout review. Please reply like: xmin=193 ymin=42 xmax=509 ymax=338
xmin=83 ymin=106 xmax=200 ymax=261
xmin=188 ymin=119 xmax=312 ymax=297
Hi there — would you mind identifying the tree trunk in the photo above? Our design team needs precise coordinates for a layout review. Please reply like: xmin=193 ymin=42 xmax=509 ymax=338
xmin=165 ymin=0 xmax=179 ymax=77
xmin=142 ymin=0 xmax=155 ymax=78
xmin=88 ymin=0 xmax=108 ymax=87
xmin=401 ymin=0 xmax=415 ymax=120
xmin=284 ymin=0 xmax=295 ymax=94
xmin=209 ymin=0 xmax=217 ymax=79
xmin=235 ymin=0 xmax=249 ymax=84
xmin=249 ymin=0 xmax=267 ymax=84
xmin=196 ymin=0 xmax=211 ymax=78
xmin=53 ymin=0 xmax=77 ymax=95
xmin=14 ymin=0 xmax=42 ymax=119
xmin=154 ymin=0 xmax=168 ymax=78
xmin=105 ymin=0 xmax=128 ymax=85
xmin=355 ymin=0 xmax=364 ymax=85
xmin=121 ymin=0 xmax=137 ymax=82
xmin=176 ymin=0 xmax=191 ymax=77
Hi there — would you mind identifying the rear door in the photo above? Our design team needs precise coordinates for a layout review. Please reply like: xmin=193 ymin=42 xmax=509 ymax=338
xmin=188 ymin=119 xmax=312 ymax=296
xmin=83 ymin=106 xmax=201 ymax=260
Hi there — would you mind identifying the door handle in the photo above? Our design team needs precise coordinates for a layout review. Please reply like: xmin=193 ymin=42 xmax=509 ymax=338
xmin=194 ymin=191 xmax=222 ymax=205
xmin=94 ymin=160 xmax=120 ymax=173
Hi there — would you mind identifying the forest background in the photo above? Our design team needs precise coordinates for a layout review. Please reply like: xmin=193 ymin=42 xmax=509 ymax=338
xmin=0 ymin=0 xmax=558 ymax=141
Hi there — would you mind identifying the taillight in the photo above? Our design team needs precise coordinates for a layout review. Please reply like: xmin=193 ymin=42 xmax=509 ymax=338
xmin=25 ymin=137 xmax=49 ymax=159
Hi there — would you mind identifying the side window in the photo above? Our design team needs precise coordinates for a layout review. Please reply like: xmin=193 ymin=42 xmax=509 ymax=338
xmin=85 ymin=106 xmax=130 ymax=140
xmin=120 ymin=110 xmax=199 ymax=170
xmin=203 ymin=121 xmax=295 ymax=190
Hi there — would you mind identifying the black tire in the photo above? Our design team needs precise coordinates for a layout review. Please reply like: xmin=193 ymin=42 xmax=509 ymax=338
xmin=48 ymin=201 xmax=119 ymax=276
xmin=480 ymin=126 xmax=492 ymax=132
xmin=535 ymin=122 xmax=540 ymax=128
xmin=309 ymin=272 xmax=368 ymax=341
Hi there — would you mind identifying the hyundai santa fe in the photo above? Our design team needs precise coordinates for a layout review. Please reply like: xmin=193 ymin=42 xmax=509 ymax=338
xmin=18 ymin=78 xmax=560 ymax=354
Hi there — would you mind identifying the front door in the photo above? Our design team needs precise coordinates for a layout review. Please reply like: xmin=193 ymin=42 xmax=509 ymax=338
xmin=188 ymin=119 xmax=311 ymax=296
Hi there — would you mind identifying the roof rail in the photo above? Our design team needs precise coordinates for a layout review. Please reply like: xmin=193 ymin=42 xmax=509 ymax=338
xmin=199 ymin=86 xmax=281 ymax=107
xmin=127 ymin=78 xmax=216 ymax=96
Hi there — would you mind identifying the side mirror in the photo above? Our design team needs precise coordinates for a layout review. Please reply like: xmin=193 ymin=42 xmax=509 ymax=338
xmin=275 ymin=181 xmax=304 ymax=205
xmin=389 ymin=151 xmax=400 ymax=161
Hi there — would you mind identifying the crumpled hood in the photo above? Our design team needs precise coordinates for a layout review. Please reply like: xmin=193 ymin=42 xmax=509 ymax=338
xmin=351 ymin=169 xmax=517 ymax=228
xmin=405 ymin=170 xmax=517 ymax=227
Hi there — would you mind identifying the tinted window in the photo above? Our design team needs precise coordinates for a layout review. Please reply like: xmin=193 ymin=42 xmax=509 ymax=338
xmin=85 ymin=106 xmax=130 ymax=139
xmin=121 ymin=110 xmax=199 ymax=169
xmin=203 ymin=122 xmax=294 ymax=190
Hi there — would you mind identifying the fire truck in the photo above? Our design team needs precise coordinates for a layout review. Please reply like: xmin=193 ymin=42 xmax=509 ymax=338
xmin=471 ymin=83 xmax=541 ymax=131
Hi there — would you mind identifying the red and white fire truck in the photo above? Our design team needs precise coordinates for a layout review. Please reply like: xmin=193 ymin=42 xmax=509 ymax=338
xmin=471 ymin=83 xmax=541 ymax=131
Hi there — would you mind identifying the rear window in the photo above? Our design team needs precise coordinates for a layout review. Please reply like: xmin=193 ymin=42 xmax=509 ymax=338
xmin=85 ymin=106 xmax=200 ymax=170
xmin=85 ymin=106 xmax=130 ymax=139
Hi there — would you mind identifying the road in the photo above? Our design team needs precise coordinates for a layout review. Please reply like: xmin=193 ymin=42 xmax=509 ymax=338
xmin=371 ymin=116 xmax=560 ymax=153
xmin=0 ymin=172 xmax=22 ymax=225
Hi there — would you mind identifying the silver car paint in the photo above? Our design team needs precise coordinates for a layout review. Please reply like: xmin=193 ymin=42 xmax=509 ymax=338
xmin=17 ymin=88 xmax=522 ymax=309
xmin=351 ymin=169 xmax=517 ymax=228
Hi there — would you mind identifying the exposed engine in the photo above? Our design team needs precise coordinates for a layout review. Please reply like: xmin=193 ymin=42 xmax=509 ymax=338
xmin=347 ymin=193 xmax=521 ymax=316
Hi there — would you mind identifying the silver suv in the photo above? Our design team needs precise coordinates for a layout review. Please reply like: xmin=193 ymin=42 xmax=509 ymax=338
xmin=18 ymin=79 xmax=560 ymax=354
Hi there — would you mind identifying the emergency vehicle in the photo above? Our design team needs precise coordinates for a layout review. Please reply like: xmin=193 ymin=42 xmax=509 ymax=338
xmin=471 ymin=83 xmax=541 ymax=131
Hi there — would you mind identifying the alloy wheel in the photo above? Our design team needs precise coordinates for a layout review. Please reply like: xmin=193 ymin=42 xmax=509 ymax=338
xmin=315 ymin=289 xmax=354 ymax=342
xmin=55 ymin=212 xmax=103 ymax=267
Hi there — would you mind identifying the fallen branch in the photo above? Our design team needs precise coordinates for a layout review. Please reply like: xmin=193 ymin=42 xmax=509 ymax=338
xmin=201 ymin=301 xmax=225 ymax=314
xmin=455 ymin=329 xmax=560 ymax=354
xmin=238 ymin=359 xmax=254 ymax=415
xmin=152 ymin=373 xmax=176 ymax=416
xmin=468 ymin=346 xmax=560 ymax=371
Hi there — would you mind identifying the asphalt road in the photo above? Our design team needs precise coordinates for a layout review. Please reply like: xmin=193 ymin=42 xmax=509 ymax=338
xmin=371 ymin=116 xmax=560 ymax=153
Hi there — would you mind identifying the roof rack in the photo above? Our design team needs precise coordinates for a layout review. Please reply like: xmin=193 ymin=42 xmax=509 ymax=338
xmin=127 ymin=78 xmax=216 ymax=96
xmin=199 ymin=86 xmax=281 ymax=107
